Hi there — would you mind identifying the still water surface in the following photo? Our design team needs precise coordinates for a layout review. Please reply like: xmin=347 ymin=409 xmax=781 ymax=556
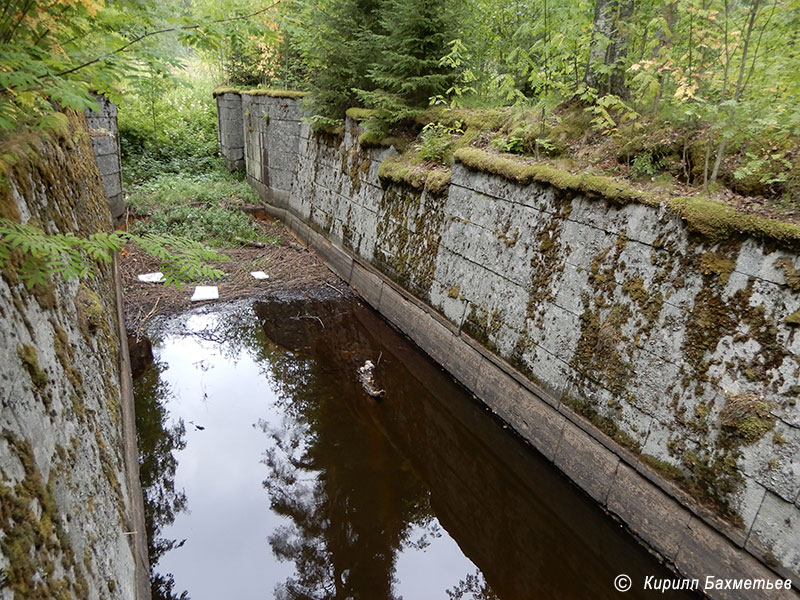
xmin=133 ymin=296 xmax=695 ymax=599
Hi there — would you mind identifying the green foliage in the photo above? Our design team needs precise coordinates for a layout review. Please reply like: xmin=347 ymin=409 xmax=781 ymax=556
xmin=491 ymin=133 xmax=525 ymax=154
xmin=356 ymin=0 xmax=460 ymax=122
xmin=119 ymin=71 xmax=220 ymax=184
xmin=295 ymin=0 xmax=381 ymax=120
xmin=125 ymin=167 xmax=277 ymax=248
xmin=631 ymin=151 xmax=664 ymax=179
xmin=417 ymin=122 xmax=461 ymax=163
xmin=0 ymin=218 xmax=227 ymax=288
xmin=429 ymin=39 xmax=477 ymax=109
xmin=125 ymin=170 xmax=258 ymax=215
xmin=130 ymin=205 xmax=276 ymax=248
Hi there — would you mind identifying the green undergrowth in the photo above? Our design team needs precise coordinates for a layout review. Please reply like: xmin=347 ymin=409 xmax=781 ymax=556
xmin=126 ymin=168 xmax=258 ymax=214
xmin=121 ymin=78 xmax=220 ymax=185
xmin=126 ymin=167 xmax=279 ymax=248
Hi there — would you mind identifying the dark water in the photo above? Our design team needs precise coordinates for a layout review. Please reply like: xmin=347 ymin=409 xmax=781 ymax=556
xmin=132 ymin=296 xmax=696 ymax=600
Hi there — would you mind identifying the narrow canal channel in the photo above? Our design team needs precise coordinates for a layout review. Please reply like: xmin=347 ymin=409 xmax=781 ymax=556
xmin=132 ymin=294 xmax=696 ymax=600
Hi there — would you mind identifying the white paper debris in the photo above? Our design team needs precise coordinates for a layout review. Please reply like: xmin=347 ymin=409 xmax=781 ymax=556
xmin=250 ymin=271 xmax=270 ymax=280
xmin=190 ymin=286 xmax=219 ymax=302
xmin=137 ymin=272 xmax=165 ymax=283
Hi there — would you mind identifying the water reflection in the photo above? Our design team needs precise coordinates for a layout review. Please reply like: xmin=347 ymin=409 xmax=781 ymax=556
xmin=130 ymin=336 xmax=189 ymax=600
xmin=256 ymin=344 xmax=436 ymax=599
xmin=132 ymin=298 xmax=697 ymax=600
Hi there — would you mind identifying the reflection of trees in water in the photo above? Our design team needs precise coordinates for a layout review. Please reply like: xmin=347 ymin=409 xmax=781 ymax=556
xmin=255 ymin=304 xmax=439 ymax=600
xmin=447 ymin=571 xmax=499 ymax=600
xmin=133 ymin=356 xmax=189 ymax=600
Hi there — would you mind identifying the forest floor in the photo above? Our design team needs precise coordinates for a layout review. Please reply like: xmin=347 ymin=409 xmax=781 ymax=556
xmin=119 ymin=213 xmax=347 ymax=336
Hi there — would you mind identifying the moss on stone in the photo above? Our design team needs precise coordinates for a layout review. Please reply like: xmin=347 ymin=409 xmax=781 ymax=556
xmin=462 ymin=304 xmax=503 ymax=354
xmin=378 ymin=152 xmax=451 ymax=196
xmin=246 ymin=88 xmax=309 ymax=98
xmin=786 ymin=309 xmax=800 ymax=325
xmin=699 ymin=251 xmax=736 ymax=284
xmin=683 ymin=284 xmax=740 ymax=373
xmin=373 ymin=185 xmax=445 ymax=299
xmin=669 ymin=196 xmax=800 ymax=248
xmin=720 ymin=391 xmax=776 ymax=445
xmin=573 ymin=303 xmax=633 ymax=395
xmin=454 ymin=147 xmax=656 ymax=206
xmin=449 ymin=147 xmax=800 ymax=250
xmin=17 ymin=343 xmax=47 ymax=390
xmin=51 ymin=320 xmax=83 ymax=389
xmin=775 ymin=257 xmax=800 ymax=292
xmin=0 ymin=431 xmax=84 ymax=597
xmin=311 ymin=121 xmax=345 ymax=137
xmin=73 ymin=284 xmax=104 ymax=341
xmin=346 ymin=107 xmax=377 ymax=121
xmin=621 ymin=276 xmax=664 ymax=339
xmin=425 ymin=169 xmax=451 ymax=195
xmin=561 ymin=394 xmax=642 ymax=453
xmin=214 ymin=87 xmax=309 ymax=99
xmin=211 ymin=86 xmax=242 ymax=97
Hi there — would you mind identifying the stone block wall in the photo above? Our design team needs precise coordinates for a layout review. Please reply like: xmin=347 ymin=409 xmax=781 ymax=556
xmin=215 ymin=92 xmax=245 ymax=172
xmin=0 ymin=112 xmax=149 ymax=599
xmin=220 ymin=93 xmax=800 ymax=592
xmin=84 ymin=94 xmax=124 ymax=223
xmin=240 ymin=93 xmax=302 ymax=205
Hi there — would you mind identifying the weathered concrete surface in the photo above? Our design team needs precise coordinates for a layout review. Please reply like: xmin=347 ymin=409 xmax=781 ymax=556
xmin=215 ymin=92 xmax=245 ymax=172
xmin=219 ymin=94 xmax=800 ymax=594
xmin=0 ymin=112 xmax=149 ymax=599
xmin=85 ymin=94 xmax=124 ymax=223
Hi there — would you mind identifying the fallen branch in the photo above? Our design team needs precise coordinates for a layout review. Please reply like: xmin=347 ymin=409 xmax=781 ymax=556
xmin=234 ymin=236 xmax=267 ymax=248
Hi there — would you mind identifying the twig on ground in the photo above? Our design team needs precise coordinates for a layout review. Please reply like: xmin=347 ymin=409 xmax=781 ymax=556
xmin=325 ymin=281 xmax=344 ymax=296
xmin=291 ymin=313 xmax=324 ymax=328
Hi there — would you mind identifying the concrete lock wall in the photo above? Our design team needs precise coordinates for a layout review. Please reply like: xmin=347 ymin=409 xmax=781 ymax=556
xmin=84 ymin=94 xmax=125 ymax=224
xmin=218 ymin=92 xmax=800 ymax=598
xmin=216 ymin=92 xmax=246 ymax=172
xmin=0 ymin=112 xmax=150 ymax=599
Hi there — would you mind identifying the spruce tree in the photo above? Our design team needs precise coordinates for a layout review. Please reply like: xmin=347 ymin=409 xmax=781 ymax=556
xmin=357 ymin=0 xmax=458 ymax=123
xmin=302 ymin=0 xmax=381 ymax=122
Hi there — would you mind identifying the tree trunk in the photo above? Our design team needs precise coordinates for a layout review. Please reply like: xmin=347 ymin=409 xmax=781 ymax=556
xmin=585 ymin=0 xmax=635 ymax=98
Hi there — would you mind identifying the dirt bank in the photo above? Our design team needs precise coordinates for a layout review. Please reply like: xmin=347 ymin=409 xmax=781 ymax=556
xmin=119 ymin=215 xmax=350 ymax=335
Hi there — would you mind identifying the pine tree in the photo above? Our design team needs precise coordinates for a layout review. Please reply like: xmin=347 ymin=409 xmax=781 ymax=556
xmin=356 ymin=0 xmax=459 ymax=123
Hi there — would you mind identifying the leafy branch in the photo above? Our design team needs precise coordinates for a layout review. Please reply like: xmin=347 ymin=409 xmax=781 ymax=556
xmin=0 ymin=218 xmax=227 ymax=288
xmin=49 ymin=0 xmax=284 ymax=80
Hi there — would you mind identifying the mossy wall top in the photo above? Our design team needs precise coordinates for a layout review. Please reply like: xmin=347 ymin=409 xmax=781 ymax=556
xmin=222 ymin=93 xmax=800 ymax=584
xmin=0 ymin=112 xmax=146 ymax=599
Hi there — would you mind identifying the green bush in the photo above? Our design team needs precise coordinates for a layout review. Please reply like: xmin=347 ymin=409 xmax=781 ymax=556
xmin=119 ymin=71 xmax=221 ymax=185
xmin=418 ymin=122 xmax=458 ymax=163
